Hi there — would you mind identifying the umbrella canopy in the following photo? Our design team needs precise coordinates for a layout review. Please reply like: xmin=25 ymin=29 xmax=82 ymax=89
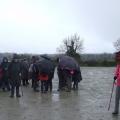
xmin=58 ymin=56 xmax=79 ymax=71
xmin=38 ymin=59 xmax=55 ymax=74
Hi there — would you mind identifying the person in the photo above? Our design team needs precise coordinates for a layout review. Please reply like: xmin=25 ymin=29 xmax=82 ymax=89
xmin=57 ymin=56 xmax=82 ymax=91
xmin=28 ymin=62 xmax=33 ymax=87
xmin=57 ymin=66 xmax=66 ymax=91
xmin=72 ymin=66 xmax=82 ymax=90
xmin=0 ymin=57 xmax=10 ymax=91
xmin=38 ymin=55 xmax=55 ymax=93
xmin=46 ymin=68 xmax=55 ymax=92
xmin=38 ymin=66 xmax=55 ymax=93
xmin=56 ymin=57 xmax=66 ymax=91
xmin=30 ymin=56 xmax=39 ymax=92
xmin=112 ymin=51 xmax=120 ymax=115
xmin=21 ymin=59 xmax=29 ymax=86
xmin=8 ymin=54 xmax=22 ymax=98
xmin=38 ymin=73 xmax=48 ymax=93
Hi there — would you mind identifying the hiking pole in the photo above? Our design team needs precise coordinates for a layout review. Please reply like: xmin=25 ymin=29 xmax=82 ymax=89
xmin=108 ymin=79 xmax=115 ymax=111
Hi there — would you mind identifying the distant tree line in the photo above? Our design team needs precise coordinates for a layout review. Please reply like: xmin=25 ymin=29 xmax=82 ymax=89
xmin=79 ymin=53 xmax=116 ymax=66
xmin=0 ymin=52 xmax=116 ymax=66
xmin=80 ymin=59 xmax=116 ymax=67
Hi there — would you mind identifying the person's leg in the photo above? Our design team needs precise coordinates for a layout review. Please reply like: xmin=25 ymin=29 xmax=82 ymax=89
xmin=46 ymin=80 xmax=49 ymax=91
xmin=31 ymin=78 xmax=34 ymax=88
xmin=33 ymin=77 xmax=36 ymax=91
xmin=73 ymin=80 xmax=75 ymax=90
xmin=66 ymin=76 xmax=72 ymax=92
xmin=26 ymin=73 xmax=29 ymax=85
xmin=75 ymin=80 xmax=78 ymax=90
xmin=10 ymin=84 xmax=15 ymax=98
xmin=26 ymin=78 xmax=29 ymax=85
xmin=48 ymin=74 xmax=53 ymax=92
xmin=45 ymin=81 xmax=48 ymax=92
xmin=58 ymin=71 xmax=64 ymax=91
xmin=41 ymin=81 xmax=44 ymax=93
xmin=49 ymin=79 xmax=52 ymax=92
xmin=2 ymin=77 xmax=6 ymax=91
xmin=113 ymin=86 xmax=120 ymax=114
xmin=73 ymin=79 xmax=78 ymax=90
xmin=22 ymin=78 xmax=26 ymax=86
xmin=16 ymin=85 xmax=21 ymax=97
xmin=5 ymin=78 xmax=10 ymax=91
xmin=33 ymin=78 xmax=39 ymax=92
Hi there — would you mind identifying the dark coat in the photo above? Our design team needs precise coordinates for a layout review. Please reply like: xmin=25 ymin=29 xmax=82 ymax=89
xmin=21 ymin=61 xmax=29 ymax=79
xmin=1 ymin=62 xmax=9 ymax=78
xmin=8 ymin=61 xmax=21 ymax=86
xmin=32 ymin=63 xmax=39 ymax=78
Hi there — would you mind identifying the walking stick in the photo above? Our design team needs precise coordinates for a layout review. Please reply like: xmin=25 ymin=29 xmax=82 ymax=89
xmin=108 ymin=79 xmax=115 ymax=111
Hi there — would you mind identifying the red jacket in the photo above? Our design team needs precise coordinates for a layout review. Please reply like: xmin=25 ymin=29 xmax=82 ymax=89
xmin=38 ymin=74 xmax=48 ymax=81
xmin=115 ymin=64 xmax=120 ymax=86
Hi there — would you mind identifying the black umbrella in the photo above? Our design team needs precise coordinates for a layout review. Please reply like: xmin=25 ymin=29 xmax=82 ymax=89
xmin=58 ymin=56 xmax=79 ymax=70
xmin=38 ymin=59 xmax=55 ymax=74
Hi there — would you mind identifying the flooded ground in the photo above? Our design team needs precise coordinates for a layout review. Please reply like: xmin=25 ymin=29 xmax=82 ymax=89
xmin=0 ymin=67 xmax=120 ymax=120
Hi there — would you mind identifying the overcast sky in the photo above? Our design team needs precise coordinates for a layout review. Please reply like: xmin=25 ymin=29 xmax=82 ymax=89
xmin=0 ymin=0 xmax=120 ymax=54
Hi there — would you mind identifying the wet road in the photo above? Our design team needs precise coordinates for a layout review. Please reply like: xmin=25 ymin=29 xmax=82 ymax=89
xmin=0 ymin=67 xmax=120 ymax=120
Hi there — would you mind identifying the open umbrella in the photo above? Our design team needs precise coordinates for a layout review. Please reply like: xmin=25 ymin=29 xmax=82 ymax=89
xmin=38 ymin=58 xmax=55 ymax=74
xmin=58 ymin=55 xmax=79 ymax=71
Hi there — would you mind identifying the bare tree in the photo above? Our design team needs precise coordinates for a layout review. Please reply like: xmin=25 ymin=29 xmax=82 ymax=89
xmin=57 ymin=34 xmax=83 ymax=56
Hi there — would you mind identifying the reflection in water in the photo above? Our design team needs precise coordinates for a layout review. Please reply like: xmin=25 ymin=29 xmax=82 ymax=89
xmin=52 ymin=93 xmax=59 ymax=102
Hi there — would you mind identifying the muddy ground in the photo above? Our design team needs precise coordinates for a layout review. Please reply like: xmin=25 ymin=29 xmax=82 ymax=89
xmin=0 ymin=67 xmax=119 ymax=120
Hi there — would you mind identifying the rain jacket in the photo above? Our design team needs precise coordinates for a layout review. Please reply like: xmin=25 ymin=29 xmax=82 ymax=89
xmin=115 ymin=64 xmax=120 ymax=86
xmin=8 ymin=61 xmax=21 ymax=86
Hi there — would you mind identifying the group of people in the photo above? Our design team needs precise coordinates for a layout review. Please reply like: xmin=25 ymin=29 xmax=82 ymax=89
xmin=0 ymin=54 xmax=82 ymax=98
xmin=0 ymin=52 xmax=120 ymax=115
xmin=0 ymin=55 xmax=29 ymax=97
